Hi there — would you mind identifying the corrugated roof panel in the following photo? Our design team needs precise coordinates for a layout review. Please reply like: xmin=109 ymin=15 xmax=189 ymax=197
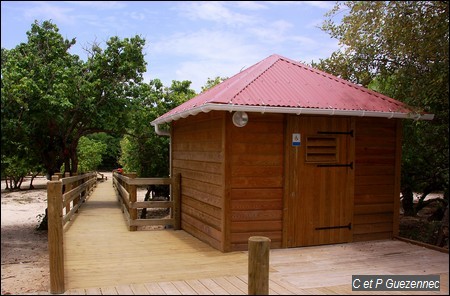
xmin=152 ymin=54 xmax=432 ymax=125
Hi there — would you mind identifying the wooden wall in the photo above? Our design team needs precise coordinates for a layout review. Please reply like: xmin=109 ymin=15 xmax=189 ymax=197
xmin=353 ymin=117 xmax=401 ymax=241
xmin=171 ymin=111 xmax=401 ymax=252
xmin=226 ymin=113 xmax=285 ymax=251
xmin=172 ymin=111 xmax=226 ymax=251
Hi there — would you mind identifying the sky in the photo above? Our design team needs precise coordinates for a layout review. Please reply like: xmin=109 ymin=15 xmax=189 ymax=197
xmin=1 ymin=1 xmax=343 ymax=93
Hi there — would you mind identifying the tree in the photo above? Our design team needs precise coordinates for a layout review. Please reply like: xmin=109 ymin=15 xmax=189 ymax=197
xmin=77 ymin=136 xmax=107 ymax=173
xmin=118 ymin=79 xmax=196 ymax=177
xmin=316 ymin=1 xmax=449 ymax=215
xmin=1 ymin=20 xmax=147 ymax=178
xmin=88 ymin=132 xmax=122 ymax=171
xmin=2 ymin=156 xmax=29 ymax=190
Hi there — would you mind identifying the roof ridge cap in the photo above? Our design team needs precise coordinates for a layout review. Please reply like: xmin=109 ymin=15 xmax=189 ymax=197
xmin=230 ymin=55 xmax=281 ymax=104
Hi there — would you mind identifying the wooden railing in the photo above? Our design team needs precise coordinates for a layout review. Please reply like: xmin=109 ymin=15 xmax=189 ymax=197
xmin=112 ymin=172 xmax=181 ymax=231
xmin=47 ymin=172 xmax=97 ymax=294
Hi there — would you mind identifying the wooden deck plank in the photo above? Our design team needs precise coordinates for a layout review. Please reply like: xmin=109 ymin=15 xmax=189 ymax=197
xmin=171 ymin=280 xmax=197 ymax=295
xmin=99 ymin=286 xmax=118 ymax=295
xmin=83 ymin=287 xmax=101 ymax=295
xmin=63 ymin=179 xmax=249 ymax=291
xmin=184 ymin=279 xmax=214 ymax=295
xmin=57 ymin=178 xmax=448 ymax=295
xmin=114 ymin=285 xmax=134 ymax=295
xmin=157 ymin=282 xmax=182 ymax=295
xmin=211 ymin=277 xmax=245 ymax=295
xmin=269 ymin=278 xmax=300 ymax=295
xmin=143 ymin=282 xmax=166 ymax=295
xmin=62 ymin=288 xmax=86 ymax=295
xmin=222 ymin=276 xmax=247 ymax=294
xmin=130 ymin=283 xmax=150 ymax=295
xmin=198 ymin=278 xmax=230 ymax=295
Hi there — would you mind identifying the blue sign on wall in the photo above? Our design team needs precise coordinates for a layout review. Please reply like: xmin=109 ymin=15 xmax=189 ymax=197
xmin=292 ymin=133 xmax=301 ymax=147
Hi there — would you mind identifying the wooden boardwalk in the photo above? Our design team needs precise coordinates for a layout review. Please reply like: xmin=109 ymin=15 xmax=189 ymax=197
xmin=40 ymin=178 xmax=449 ymax=295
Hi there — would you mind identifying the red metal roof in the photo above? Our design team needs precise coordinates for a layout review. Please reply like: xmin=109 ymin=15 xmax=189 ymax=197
xmin=152 ymin=54 xmax=433 ymax=125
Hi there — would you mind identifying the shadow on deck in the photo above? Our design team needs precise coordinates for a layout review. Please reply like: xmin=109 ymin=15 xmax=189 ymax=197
xmin=56 ymin=178 xmax=449 ymax=295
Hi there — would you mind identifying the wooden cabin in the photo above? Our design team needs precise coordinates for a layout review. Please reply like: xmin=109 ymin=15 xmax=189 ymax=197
xmin=151 ymin=54 xmax=434 ymax=252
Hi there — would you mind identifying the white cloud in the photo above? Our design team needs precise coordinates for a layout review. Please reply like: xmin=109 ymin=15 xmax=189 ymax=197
xmin=173 ymin=60 xmax=239 ymax=91
xmin=290 ymin=37 xmax=341 ymax=65
xmin=66 ymin=1 xmax=127 ymax=10
xmin=20 ymin=1 xmax=133 ymax=34
xmin=23 ymin=2 xmax=76 ymax=25
xmin=247 ymin=19 xmax=293 ymax=43
xmin=149 ymin=28 xmax=268 ymax=92
xmin=235 ymin=1 xmax=269 ymax=11
xmin=265 ymin=1 xmax=335 ymax=10
xmin=303 ymin=1 xmax=335 ymax=10
xmin=127 ymin=11 xmax=146 ymax=21
xmin=22 ymin=1 xmax=128 ymax=26
xmin=175 ymin=1 xmax=257 ymax=27
xmin=151 ymin=29 xmax=257 ymax=61
xmin=290 ymin=35 xmax=317 ymax=46
xmin=8 ymin=0 xmax=339 ymax=93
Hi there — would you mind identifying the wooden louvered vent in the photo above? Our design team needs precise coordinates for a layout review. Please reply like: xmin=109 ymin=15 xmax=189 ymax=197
xmin=305 ymin=136 xmax=338 ymax=163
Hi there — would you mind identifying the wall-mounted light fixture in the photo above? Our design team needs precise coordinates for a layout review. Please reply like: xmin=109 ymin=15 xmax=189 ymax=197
xmin=232 ymin=111 xmax=249 ymax=127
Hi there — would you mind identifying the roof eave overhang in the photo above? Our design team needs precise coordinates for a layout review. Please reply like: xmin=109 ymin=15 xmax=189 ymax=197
xmin=151 ymin=103 xmax=434 ymax=136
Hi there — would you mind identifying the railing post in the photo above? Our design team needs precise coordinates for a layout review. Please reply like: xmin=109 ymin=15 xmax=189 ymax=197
xmin=64 ymin=172 xmax=71 ymax=215
xmin=80 ymin=173 xmax=87 ymax=203
xmin=248 ymin=236 xmax=271 ymax=295
xmin=173 ymin=173 xmax=181 ymax=230
xmin=72 ymin=172 xmax=80 ymax=212
xmin=128 ymin=173 xmax=137 ymax=231
xmin=89 ymin=172 xmax=95 ymax=195
xmin=47 ymin=179 xmax=65 ymax=294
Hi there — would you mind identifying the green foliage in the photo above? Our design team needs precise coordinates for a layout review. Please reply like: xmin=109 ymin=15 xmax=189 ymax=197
xmin=88 ymin=133 xmax=122 ymax=170
xmin=200 ymin=76 xmax=228 ymax=93
xmin=1 ymin=20 xmax=147 ymax=176
xmin=1 ymin=156 xmax=29 ymax=190
xmin=118 ymin=79 xmax=196 ymax=177
xmin=318 ymin=1 xmax=449 ymax=215
xmin=77 ymin=136 xmax=107 ymax=173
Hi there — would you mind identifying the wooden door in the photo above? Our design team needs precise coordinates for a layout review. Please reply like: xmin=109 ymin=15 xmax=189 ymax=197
xmin=285 ymin=116 xmax=354 ymax=247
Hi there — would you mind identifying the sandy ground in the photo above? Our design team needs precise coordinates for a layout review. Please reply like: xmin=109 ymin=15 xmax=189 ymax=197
xmin=1 ymin=176 xmax=50 ymax=295
xmin=0 ymin=172 xmax=158 ymax=295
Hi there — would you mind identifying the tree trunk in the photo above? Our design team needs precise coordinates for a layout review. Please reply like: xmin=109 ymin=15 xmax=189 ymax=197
xmin=71 ymin=147 xmax=78 ymax=174
xmin=416 ymin=184 xmax=436 ymax=214
xmin=18 ymin=176 xmax=24 ymax=189
xmin=401 ymin=186 xmax=415 ymax=216
xmin=140 ymin=186 xmax=153 ymax=219
xmin=64 ymin=156 xmax=71 ymax=175
xmin=8 ymin=176 xmax=23 ymax=190
xmin=37 ymin=208 xmax=48 ymax=231
xmin=29 ymin=173 xmax=38 ymax=190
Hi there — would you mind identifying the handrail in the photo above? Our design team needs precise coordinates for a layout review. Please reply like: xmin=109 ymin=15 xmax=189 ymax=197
xmin=47 ymin=172 xmax=98 ymax=294
xmin=61 ymin=173 xmax=94 ymax=185
xmin=112 ymin=172 xmax=181 ymax=231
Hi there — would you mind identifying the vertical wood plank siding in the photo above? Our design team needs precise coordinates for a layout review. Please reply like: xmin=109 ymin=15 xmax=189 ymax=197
xmin=172 ymin=112 xmax=225 ymax=251
xmin=228 ymin=113 xmax=285 ymax=251
xmin=353 ymin=118 xmax=400 ymax=241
